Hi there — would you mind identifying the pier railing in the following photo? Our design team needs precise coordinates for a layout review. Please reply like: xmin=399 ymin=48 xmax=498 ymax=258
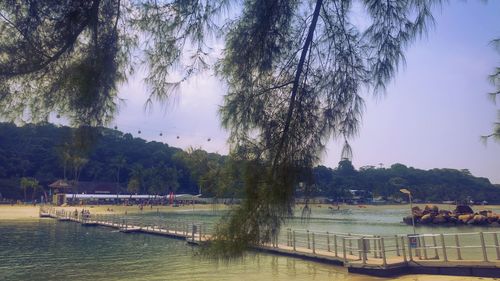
xmin=399 ymin=232 xmax=500 ymax=263
xmin=41 ymin=206 xmax=500 ymax=269
xmin=275 ymin=228 xmax=500 ymax=266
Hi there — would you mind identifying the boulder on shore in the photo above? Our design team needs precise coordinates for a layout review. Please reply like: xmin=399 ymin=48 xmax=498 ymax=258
xmin=487 ymin=213 xmax=498 ymax=223
xmin=412 ymin=206 xmax=423 ymax=217
xmin=403 ymin=216 xmax=413 ymax=225
xmin=433 ymin=214 xmax=447 ymax=224
xmin=423 ymin=205 xmax=439 ymax=215
xmin=402 ymin=205 xmax=498 ymax=227
xmin=458 ymin=214 xmax=473 ymax=224
xmin=454 ymin=205 xmax=474 ymax=215
xmin=420 ymin=213 xmax=433 ymax=224
xmin=472 ymin=214 xmax=487 ymax=225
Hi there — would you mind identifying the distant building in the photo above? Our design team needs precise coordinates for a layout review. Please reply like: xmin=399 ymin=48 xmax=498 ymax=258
xmin=295 ymin=197 xmax=331 ymax=204
xmin=371 ymin=196 xmax=387 ymax=204
xmin=347 ymin=189 xmax=372 ymax=204
xmin=49 ymin=180 xmax=121 ymax=205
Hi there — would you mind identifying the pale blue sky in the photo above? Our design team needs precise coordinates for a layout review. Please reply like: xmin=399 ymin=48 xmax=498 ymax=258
xmin=111 ymin=1 xmax=500 ymax=183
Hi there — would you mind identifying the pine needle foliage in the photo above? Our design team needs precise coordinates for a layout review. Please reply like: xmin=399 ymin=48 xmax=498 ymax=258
xmin=1 ymin=0 xmax=444 ymax=257
xmin=0 ymin=0 xmax=129 ymax=126
xmin=214 ymin=0 xmax=441 ymax=256
xmin=482 ymin=38 xmax=500 ymax=143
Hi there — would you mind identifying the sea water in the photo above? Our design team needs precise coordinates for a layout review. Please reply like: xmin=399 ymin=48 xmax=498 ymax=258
xmin=0 ymin=220 xmax=353 ymax=281
xmin=1 ymin=205 xmax=499 ymax=281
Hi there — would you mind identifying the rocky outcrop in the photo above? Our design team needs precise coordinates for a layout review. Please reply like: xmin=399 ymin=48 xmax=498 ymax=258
xmin=454 ymin=205 xmax=474 ymax=215
xmin=403 ymin=205 xmax=499 ymax=227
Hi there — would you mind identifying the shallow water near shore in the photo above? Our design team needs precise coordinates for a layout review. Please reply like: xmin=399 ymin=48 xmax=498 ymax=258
xmin=0 ymin=220 xmax=353 ymax=281
xmin=1 ymin=205 xmax=499 ymax=281
xmin=118 ymin=204 xmax=500 ymax=235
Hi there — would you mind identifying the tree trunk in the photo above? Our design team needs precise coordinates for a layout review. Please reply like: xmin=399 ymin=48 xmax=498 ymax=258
xmin=272 ymin=0 xmax=323 ymax=169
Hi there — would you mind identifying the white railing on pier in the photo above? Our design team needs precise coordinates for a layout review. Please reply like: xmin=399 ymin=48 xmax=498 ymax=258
xmin=41 ymin=206 xmax=500 ymax=269
xmin=275 ymin=228 xmax=500 ymax=267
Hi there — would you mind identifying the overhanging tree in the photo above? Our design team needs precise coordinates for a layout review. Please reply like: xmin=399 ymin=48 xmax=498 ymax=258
xmin=1 ymin=0 xmax=447 ymax=253
xmin=483 ymin=38 xmax=500 ymax=142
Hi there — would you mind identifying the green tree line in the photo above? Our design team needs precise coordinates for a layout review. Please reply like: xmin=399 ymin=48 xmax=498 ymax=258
xmin=0 ymin=122 xmax=231 ymax=200
xmin=313 ymin=160 xmax=500 ymax=203
xmin=0 ymin=122 xmax=498 ymax=203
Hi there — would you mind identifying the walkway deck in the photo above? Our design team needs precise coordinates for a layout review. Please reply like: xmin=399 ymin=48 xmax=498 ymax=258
xmin=40 ymin=207 xmax=500 ymax=277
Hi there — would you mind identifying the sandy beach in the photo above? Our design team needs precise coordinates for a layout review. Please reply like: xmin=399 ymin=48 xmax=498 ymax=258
xmin=0 ymin=204 xmax=230 ymax=220
xmin=0 ymin=205 xmax=42 ymax=220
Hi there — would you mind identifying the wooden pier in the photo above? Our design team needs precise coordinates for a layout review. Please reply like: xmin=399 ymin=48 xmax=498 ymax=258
xmin=39 ymin=206 xmax=500 ymax=278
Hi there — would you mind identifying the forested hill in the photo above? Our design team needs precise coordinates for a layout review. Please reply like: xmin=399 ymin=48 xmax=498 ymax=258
xmin=313 ymin=161 xmax=499 ymax=203
xmin=0 ymin=122 xmax=499 ymax=203
xmin=0 ymin=122 xmax=206 ymax=199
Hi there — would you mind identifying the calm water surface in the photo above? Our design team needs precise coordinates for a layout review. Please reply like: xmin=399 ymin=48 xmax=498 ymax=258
xmin=120 ymin=205 xmax=500 ymax=236
xmin=0 ymin=220 xmax=354 ymax=281
xmin=1 ymin=205 xmax=499 ymax=281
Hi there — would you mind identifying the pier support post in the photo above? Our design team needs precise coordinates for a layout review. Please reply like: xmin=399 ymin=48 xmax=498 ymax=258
xmin=293 ymin=231 xmax=296 ymax=251
xmin=455 ymin=234 xmax=462 ymax=260
xmin=395 ymin=235 xmax=400 ymax=256
xmin=401 ymin=236 xmax=407 ymax=263
xmin=327 ymin=232 xmax=330 ymax=252
xmin=480 ymin=232 xmax=488 ymax=262
xmin=380 ymin=237 xmax=387 ymax=267
xmin=312 ymin=233 xmax=316 ymax=254
xmin=440 ymin=234 xmax=448 ymax=262
xmin=407 ymin=236 xmax=413 ymax=261
xmin=348 ymin=233 xmax=353 ymax=255
xmin=192 ymin=223 xmax=196 ymax=242
xmin=199 ymin=224 xmax=202 ymax=242
xmin=342 ymin=238 xmax=347 ymax=263
xmin=361 ymin=237 xmax=367 ymax=264
xmin=307 ymin=230 xmax=310 ymax=249
xmin=432 ymin=235 xmax=439 ymax=259
xmin=334 ymin=235 xmax=338 ymax=257
xmin=421 ymin=236 xmax=428 ymax=260
xmin=358 ymin=238 xmax=363 ymax=260
xmin=493 ymin=232 xmax=500 ymax=260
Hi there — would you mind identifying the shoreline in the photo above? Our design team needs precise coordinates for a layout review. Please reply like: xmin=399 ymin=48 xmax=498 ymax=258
xmin=0 ymin=204 xmax=230 ymax=220
xmin=2 ymin=203 xmax=500 ymax=221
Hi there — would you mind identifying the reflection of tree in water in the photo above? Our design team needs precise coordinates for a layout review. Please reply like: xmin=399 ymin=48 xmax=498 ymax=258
xmin=286 ymin=258 xmax=296 ymax=277
xmin=271 ymin=256 xmax=279 ymax=277
xmin=301 ymin=203 xmax=312 ymax=223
